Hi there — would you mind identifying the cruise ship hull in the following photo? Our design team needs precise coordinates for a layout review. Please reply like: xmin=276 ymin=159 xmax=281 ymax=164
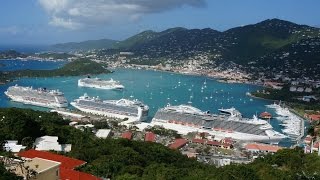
xmin=78 ymin=81 xmax=124 ymax=90
xmin=151 ymin=120 xmax=283 ymax=144
xmin=70 ymin=102 xmax=139 ymax=121
xmin=5 ymin=93 xmax=68 ymax=108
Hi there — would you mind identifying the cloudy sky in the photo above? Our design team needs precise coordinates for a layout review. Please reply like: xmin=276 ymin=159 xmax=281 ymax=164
xmin=0 ymin=0 xmax=319 ymax=44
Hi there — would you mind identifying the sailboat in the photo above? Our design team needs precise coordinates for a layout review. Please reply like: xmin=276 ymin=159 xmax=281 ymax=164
xmin=188 ymin=93 xmax=193 ymax=104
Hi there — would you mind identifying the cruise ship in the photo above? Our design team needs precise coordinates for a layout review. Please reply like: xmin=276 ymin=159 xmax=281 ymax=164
xmin=152 ymin=105 xmax=286 ymax=144
xmin=4 ymin=85 xmax=68 ymax=108
xmin=70 ymin=93 xmax=149 ymax=121
xmin=78 ymin=77 xmax=124 ymax=90
xmin=218 ymin=107 xmax=242 ymax=117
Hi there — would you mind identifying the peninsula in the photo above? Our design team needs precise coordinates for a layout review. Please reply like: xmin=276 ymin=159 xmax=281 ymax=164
xmin=0 ymin=59 xmax=111 ymax=84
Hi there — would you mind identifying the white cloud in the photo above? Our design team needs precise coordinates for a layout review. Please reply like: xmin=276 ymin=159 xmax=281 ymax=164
xmin=49 ymin=16 xmax=83 ymax=29
xmin=38 ymin=0 xmax=206 ymax=29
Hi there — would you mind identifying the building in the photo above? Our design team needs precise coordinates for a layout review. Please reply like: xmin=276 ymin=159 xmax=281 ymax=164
xmin=34 ymin=136 xmax=72 ymax=152
xmin=3 ymin=140 xmax=26 ymax=153
xmin=95 ymin=129 xmax=112 ymax=139
xmin=1 ymin=156 xmax=60 ymax=180
xmin=305 ymin=114 xmax=320 ymax=121
xmin=304 ymin=135 xmax=313 ymax=144
xmin=244 ymin=143 xmax=282 ymax=153
xmin=18 ymin=149 xmax=100 ymax=180
xmin=305 ymin=87 xmax=313 ymax=93
xmin=121 ymin=131 xmax=133 ymax=140
xmin=302 ymin=96 xmax=317 ymax=102
xmin=169 ymin=138 xmax=188 ymax=149
xmin=145 ymin=132 xmax=156 ymax=142
xmin=289 ymin=86 xmax=297 ymax=92
xmin=297 ymin=87 xmax=304 ymax=92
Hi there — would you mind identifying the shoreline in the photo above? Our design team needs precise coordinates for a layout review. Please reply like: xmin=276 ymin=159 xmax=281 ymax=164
xmin=114 ymin=65 xmax=260 ymax=87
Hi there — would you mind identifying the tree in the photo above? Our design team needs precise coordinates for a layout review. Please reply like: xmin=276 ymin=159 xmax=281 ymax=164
xmin=21 ymin=137 xmax=34 ymax=150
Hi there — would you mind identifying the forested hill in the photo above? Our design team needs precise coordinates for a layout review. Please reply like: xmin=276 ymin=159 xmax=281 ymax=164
xmin=51 ymin=39 xmax=118 ymax=51
xmin=117 ymin=19 xmax=320 ymax=63
xmin=51 ymin=19 xmax=320 ymax=77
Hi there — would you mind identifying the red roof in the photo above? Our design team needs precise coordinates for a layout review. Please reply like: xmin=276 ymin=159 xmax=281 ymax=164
xmin=122 ymin=131 xmax=133 ymax=140
xmin=145 ymin=132 xmax=156 ymax=142
xmin=169 ymin=138 xmax=188 ymax=149
xmin=259 ymin=111 xmax=272 ymax=118
xmin=61 ymin=167 xmax=101 ymax=180
xmin=18 ymin=149 xmax=85 ymax=169
xmin=245 ymin=143 xmax=282 ymax=152
xmin=308 ymin=114 xmax=320 ymax=121
xmin=19 ymin=150 xmax=101 ymax=180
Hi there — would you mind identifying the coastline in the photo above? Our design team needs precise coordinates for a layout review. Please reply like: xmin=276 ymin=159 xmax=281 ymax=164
xmin=113 ymin=64 xmax=259 ymax=86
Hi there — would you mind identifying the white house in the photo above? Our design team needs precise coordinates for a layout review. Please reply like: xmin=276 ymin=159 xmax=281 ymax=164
xmin=95 ymin=129 xmax=112 ymax=139
xmin=34 ymin=136 xmax=72 ymax=152
xmin=4 ymin=141 xmax=26 ymax=153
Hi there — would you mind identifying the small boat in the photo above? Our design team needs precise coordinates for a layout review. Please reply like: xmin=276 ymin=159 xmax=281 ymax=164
xmin=259 ymin=111 xmax=272 ymax=119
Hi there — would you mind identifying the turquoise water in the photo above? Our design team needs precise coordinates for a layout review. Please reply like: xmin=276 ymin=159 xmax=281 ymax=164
xmin=0 ymin=60 xmax=291 ymax=146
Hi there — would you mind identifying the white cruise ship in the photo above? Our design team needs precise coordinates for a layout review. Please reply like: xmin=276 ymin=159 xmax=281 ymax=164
xmin=152 ymin=105 xmax=286 ymax=144
xmin=78 ymin=77 xmax=124 ymax=90
xmin=4 ymin=85 xmax=68 ymax=108
xmin=70 ymin=93 xmax=149 ymax=121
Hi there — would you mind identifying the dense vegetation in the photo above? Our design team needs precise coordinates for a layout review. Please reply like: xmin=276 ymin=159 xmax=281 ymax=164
xmin=1 ymin=59 xmax=110 ymax=80
xmin=1 ymin=108 xmax=320 ymax=179
xmin=60 ymin=19 xmax=320 ymax=78
xmin=0 ymin=50 xmax=26 ymax=59
xmin=252 ymin=86 xmax=320 ymax=113
xmin=36 ymin=52 xmax=75 ymax=59
xmin=0 ymin=163 xmax=21 ymax=180
xmin=51 ymin=39 xmax=118 ymax=51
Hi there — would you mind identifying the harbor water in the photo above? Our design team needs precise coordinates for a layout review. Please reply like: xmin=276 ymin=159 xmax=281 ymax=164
xmin=0 ymin=59 xmax=294 ymax=146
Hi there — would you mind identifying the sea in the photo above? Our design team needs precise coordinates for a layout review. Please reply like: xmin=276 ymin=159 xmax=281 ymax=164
xmin=0 ymin=59 xmax=293 ymax=146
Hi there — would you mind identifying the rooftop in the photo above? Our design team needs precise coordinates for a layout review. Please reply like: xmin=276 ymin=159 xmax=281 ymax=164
xmin=23 ymin=157 xmax=61 ymax=173
xmin=60 ymin=167 xmax=101 ymax=180
xmin=169 ymin=138 xmax=188 ymax=149
xmin=145 ymin=132 xmax=156 ymax=142
xmin=18 ymin=150 xmax=101 ymax=180
xmin=2 ymin=156 xmax=60 ymax=178
xmin=245 ymin=143 xmax=282 ymax=153
xmin=95 ymin=129 xmax=111 ymax=138
xmin=18 ymin=149 xmax=86 ymax=169
xmin=4 ymin=140 xmax=26 ymax=153
xmin=34 ymin=135 xmax=72 ymax=152
xmin=122 ymin=131 xmax=133 ymax=140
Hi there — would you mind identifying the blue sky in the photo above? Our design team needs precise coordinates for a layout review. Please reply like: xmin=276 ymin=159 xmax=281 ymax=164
xmin=0 ymin=0 xmax=319 ymax=45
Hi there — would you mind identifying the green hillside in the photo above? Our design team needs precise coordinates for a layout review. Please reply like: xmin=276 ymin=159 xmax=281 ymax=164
xmin=3 ymin=59 xmax=110 ymax=79
xmin=51 ymin=39 xmax=118 ymax=51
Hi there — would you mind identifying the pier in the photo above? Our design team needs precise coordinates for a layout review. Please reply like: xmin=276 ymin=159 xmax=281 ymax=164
xmin=284 ymin=105 xmax=306 ymax=145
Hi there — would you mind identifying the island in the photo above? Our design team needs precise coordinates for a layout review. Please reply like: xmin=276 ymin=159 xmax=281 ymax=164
xmin=0 ymin=59 xmax=111 ymax=84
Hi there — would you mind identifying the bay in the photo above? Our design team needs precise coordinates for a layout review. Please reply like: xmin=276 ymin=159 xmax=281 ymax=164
xmin=0 ymin=60 xmax=291 ymax=146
